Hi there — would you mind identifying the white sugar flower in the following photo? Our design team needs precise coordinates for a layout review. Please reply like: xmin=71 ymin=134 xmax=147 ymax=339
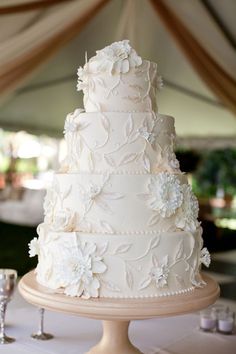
xmin=138 ymin=127 xmax=156 ymax=145
xmin=156 ymin=75 xmax=163 ymax=90
xmin=150 ymin=255 xmax=169 ymax=288
xmin=94 ymin=40 xmax=142 ymax=74
xmin=200 ymin=247 xmax=211 ymax=267
xmin=175 ymin=184 xmax=199 ymax=232
xmin=77 ymin=64 xmax=92 ymax=92
xmin=59 ymin=242 xmax=107 ymax=298
xmin=168 ymin=151 xmax=180 ymax=171
xmin=63 ymin=108 xmax=84 ymax=135
xmin=147 ymin=173 xmax=183 ymax=217
xmin=51 ymin=208 xmax=76 ymax=232
xmin=28 ymin=237 xmax=40 ymax=257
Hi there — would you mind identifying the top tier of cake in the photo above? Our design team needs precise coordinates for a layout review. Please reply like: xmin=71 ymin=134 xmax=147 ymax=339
xmin=77 ymin=40 xmax=162 ymax=113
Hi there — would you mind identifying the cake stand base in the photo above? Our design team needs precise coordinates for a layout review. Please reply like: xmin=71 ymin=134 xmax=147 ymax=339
xmin=19 ymin=271 xmax=219 ymax=354
xmin=86 ymin=321 xmax=142 ymax=354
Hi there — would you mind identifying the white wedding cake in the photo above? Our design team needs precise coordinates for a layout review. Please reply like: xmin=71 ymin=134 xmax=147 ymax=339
xmin=29 ymin=40 xmax=210 ymax=299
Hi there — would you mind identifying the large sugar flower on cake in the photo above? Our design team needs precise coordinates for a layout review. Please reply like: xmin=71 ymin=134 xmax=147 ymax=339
xmin=93 ymin=40 xmax=142 ymax=74
xmin=175 ymin=184 xmax=200 ymax=232
xmin=147 ymin=172 xmax=183 ymax=217
xmin=59 ymin=242 xmax=107 ymax=298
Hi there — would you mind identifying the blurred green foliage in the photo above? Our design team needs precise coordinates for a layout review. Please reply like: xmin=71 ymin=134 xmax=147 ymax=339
xmin=193 ymin=149 xmax=236 ymax=197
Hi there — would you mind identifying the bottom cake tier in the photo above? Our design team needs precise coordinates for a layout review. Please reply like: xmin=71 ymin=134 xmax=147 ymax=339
xmin=32 ymin=224 xmax=209 ymax=299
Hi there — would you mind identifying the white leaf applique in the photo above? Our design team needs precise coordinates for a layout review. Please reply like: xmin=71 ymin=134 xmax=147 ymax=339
xmin=119 ymin=153 xmax=137 ymax=166
xmin=175 ymin=240 xmax=185 ymax=260
xmin=128 ymin=130 xmax=140 ymax=143
xmin=104 ymin=154 xmax=116 ymax=168
xmin=96 ymin=77 xmax=106 ymax=87
xmin=125 ymin=265 xmax=134 ymax=289
xmin=97 ymin=242 xmax=109 ymax=256
xmin=125 ymin=114 xmax=134 ymax=138
xmin=99 ymin=220 xmax=114 ymax=234
xmin=102 ymin=280 xmax=121 ymax=292
xmin=88 ymin=151 xmax=95 ymax=171
xmin=152 ymin=254 xmax=159 ymax=267
xmin=150 ymin=236 xmax=160 ymax=249
xmin=79 ymin=121 xmax=90 ymax=131
xmin=114 ymin=244 xmax=132 ymax=254
xmin=102 ymin=192 xmax=124 ymax=200
xmin=175 ymin=274 xmax=185 ymax=288
xmin=138 ymin=277 xmax=152 ymax=290
xmin=95 ymin=197 xmax=113 ymax=214
xmin=148 ymin=213 xmax=159 ymax=227
xmin=100 ymin=114 xmax=110 ymax=132
xmin=78 ymin=217 xmax=92 ymax=232
xmin=137 ymin=193 xmax=150 ymax=201
xmin=62 ymin=185 xmax=72 ymax=201
xmin=76 ymin=137 xmax=82 ymax=157
xmin=142 ymin=152 xmax=151 ymax=172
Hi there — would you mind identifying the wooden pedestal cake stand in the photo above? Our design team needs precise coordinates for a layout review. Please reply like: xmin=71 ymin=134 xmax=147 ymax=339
xmin=19 ymin=271 xmax=219 ymax=354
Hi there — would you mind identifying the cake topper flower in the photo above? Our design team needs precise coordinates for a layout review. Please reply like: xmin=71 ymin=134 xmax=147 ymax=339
xmin=92 ymin=40 xmax=142 ymax=74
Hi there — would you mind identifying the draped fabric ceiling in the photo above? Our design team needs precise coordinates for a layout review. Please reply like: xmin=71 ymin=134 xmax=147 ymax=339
xmin=0 ymin=0 xmax=236 ymax=141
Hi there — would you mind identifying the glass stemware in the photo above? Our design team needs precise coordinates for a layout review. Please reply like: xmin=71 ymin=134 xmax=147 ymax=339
xmin=31 ymin=308 xmax=54 ymax=340
xmin=0 ymin=269 xmax=17 ymax=344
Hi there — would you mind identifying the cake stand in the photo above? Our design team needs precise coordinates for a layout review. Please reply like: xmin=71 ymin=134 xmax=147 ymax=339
xmin=19 ymin=271 xmax=219 ymax=354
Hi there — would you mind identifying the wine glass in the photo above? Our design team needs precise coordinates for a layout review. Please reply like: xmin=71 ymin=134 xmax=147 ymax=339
xmin=0 ymin=269 xmax=17 ymax=344
xmin=31 ymin=307 xmax=54 ymax=340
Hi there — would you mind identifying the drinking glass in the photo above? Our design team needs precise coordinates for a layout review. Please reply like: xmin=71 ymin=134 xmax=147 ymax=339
xmin=31 ymin=308 xmax=54 ymax=340
xmin=0 ymin=269 xmax=17 ymax=344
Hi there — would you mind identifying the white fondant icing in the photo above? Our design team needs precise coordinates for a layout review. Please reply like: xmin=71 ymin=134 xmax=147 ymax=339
xmin=34 ymin=224 xmax=203 ymax=298
xmin=31 ymin=41 xmax=210 ymax=299
xmin=61 ymin=111 xmax=178 ymax=174
xmin=43 ymin=172 xmax=194 ymax=234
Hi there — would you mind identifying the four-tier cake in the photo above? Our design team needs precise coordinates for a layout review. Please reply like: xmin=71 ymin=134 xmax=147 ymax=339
xmin=29 ymin=40 xmax=211 ymax=299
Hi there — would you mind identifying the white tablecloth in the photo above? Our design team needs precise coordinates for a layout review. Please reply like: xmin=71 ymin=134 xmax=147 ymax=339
xmin=0 ymin=288 xmax=235 ymax=354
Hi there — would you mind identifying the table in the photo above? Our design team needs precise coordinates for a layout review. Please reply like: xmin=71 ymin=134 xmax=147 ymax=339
xmin=1 ymin=285 xmax=235 ymax=354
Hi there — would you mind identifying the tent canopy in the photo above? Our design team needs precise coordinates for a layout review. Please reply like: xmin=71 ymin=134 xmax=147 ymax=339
xmin=0 ymin=0 xmax=236 ymax=141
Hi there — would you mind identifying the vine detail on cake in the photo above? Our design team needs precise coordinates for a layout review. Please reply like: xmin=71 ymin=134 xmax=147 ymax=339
xmin=75 ymin=173 xmax=123 ymax=233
